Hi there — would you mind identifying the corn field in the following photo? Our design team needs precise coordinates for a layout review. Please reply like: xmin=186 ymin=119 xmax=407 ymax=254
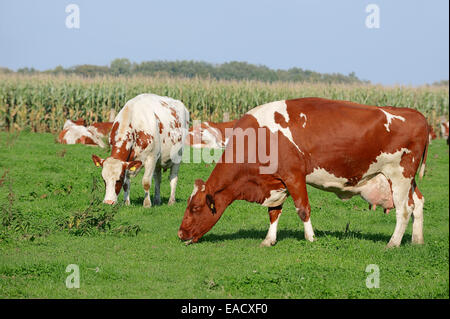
xmin=0 ymin=73 xmax=448 ymax=134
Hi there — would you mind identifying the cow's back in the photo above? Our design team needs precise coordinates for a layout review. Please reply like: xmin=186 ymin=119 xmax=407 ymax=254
xmin=110 ymin=94 xmax=189 ymax=165
xmin=241 ymin=97 xmax=428 ymax=182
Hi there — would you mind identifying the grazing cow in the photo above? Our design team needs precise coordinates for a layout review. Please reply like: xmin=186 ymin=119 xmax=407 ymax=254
xmin=58 ymin=119 xmax=109 ymax=148
xmin=186 ymin=120 xmax=237 ymax=149
xmin=440 ymin=120 xmax=449 ymax=145
xmin=92 ymin=93 xmax=189 ymax=207
xmin=178 ymin=97 xmax=429 ymax=248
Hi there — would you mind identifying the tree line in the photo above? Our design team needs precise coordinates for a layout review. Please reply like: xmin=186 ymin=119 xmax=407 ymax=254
xmin=1 ymin=59 xmax=369 ymax=84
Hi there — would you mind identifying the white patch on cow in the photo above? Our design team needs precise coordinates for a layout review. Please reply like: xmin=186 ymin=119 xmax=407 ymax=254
xmin=247 ymin=100 xmax=303 ymax=154
xmin=261 ymin=213 xmax=281 ymax=246
xmin=189 ymin=184 xmax=199 ymax=201
xmin=299 ymin=113 xmax=307 ymax=128
xmin=303 ymin=219 xmax=315 ymax=242
xmin=101 ymin=157 xmax=123 ymax=203
xmin=411 ymin=190 xmax=424 ymax=244
xmin=306 ymin=148 xmax=411 ymax=212
xmin=200 ymin=125 xmax=223 ymax=149
xmin=63 ymin=120 xmax=76 ymax=130
xmin=306 ymin=168 xmax=348 ymax=190
xmin=262 ymin=189 xmax=288 ymax=207
xmin=380 ymin=109 xmax=405 ymax=132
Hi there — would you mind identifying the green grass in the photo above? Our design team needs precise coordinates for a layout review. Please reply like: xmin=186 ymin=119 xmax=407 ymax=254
xmin=0 ymin=131 xmax=448 ymax=298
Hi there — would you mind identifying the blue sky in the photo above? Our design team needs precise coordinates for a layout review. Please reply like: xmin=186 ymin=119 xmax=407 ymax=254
xmin=0 ymin=0 xmax=448 ymax=85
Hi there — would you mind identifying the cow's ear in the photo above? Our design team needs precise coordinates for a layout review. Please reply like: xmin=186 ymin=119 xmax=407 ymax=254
xmin=92 ymin=155 xmax=104 ymax=168
xmin=127 ymin=160 xmax=142 ymax=172
xmin=194 ymin=179 xmax=206 ymax=192
xmin=206 ymin=194 xmax=216 ymax=215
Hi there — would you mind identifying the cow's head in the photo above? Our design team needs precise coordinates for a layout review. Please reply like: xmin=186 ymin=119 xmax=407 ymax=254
xmin=178 ymin=179 xmax=221 ymax=244
xmin=92 ymin=154 xmax=142 ymax=204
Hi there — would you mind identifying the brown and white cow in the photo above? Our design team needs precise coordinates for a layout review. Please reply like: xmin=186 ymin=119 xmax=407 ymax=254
xmin=92 ymin=93 xmax=189 ymax=207
xmin=185 ymin=120 xmax=237 ymax=149
xmin=178 ymin=97 xmax=429 ymax=248
xmin=58 ymin=119 xmax=113 ymax=148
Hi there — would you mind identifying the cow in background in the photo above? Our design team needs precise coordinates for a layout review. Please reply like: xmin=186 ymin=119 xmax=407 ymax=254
xmin=58 ymin=119 xmax=113 ymax=148
xmin=185 ymin=120 xmax=237 ymax=149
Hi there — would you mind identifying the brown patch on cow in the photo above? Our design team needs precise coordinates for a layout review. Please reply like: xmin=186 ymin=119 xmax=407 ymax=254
xmin=400 ymin=151 xmax=418 ymax=179
xmin=154 ymin=114 xmax=164 ymax=134
xmin=268 ymin=205 xmax=282 ymax=223
xmin=75 ymin=136 xmax=97 ymax=145
xmin=143 ymin=181 xmax=150 ymax=192
xmin=274 ymin=111 xmax=289 ymax=128
xmin=168 ymin=107 xmax=182 ymax=130
xmin=135 ymin=131 xmax=153 ymax=149
xmin=160 ymin=100 xmax=168 ymax=106
xmin=109 ymin=122 xmax=120 ymax=145
xmin=74 ymin=118 xmax=86 ymax=126
xmin=123 ymin=182 xmax=128 ymax=192
xmin=58 ymin=129 xmax=68 ymax=144
xmin=91 ymin=122 xmax=113 ymax=136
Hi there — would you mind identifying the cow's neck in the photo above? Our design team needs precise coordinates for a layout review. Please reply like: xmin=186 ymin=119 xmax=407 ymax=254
xmin=206 ymin=163 xmax=260 ymax=210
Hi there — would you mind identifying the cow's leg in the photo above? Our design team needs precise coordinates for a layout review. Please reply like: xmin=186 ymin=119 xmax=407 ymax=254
xmin=411 ymin=184 xmax=425 ymax=245
xmin=168 ymin=163 xmax=180 ymax=206
xmin=153 ymin=166 xmax=162 ymax=206
xmin=261 ymin=205 xmax=282 ymax=247
xmin=123 ymin=173 xmax=131 ymax=206
xmin=142 ymin=158 xmax=157 ymax=208
xmin=285 ymin=175 xmax=315 ymax=242
xmin=387 ymin=178 xmax=413 ymax=248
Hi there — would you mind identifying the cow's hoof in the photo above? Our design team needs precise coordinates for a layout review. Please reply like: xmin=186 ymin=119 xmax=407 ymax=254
xmin=124 ymin=199 xmax=130 ymax=206
xmin=386 ymin=240 xmax=400 ymax=248
xmin=305 ymin=235 xmax=316 ymax=242
xmin=168 ymin=198 xmax=176 ymax=206
xmin=412 ymin=236 xmax=424 ymax=245
xmin=153 ymin=198 xmax=161 ymax=206
xmin=143 ymin=198 xmax=152 ymax=208
xmin=260 ymin=239 xmax=276 ymax=247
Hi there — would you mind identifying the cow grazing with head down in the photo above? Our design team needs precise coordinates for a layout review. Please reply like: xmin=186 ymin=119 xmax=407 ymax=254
xmin=92 ymin=93 xmax=189 ymax=207
xmin=185 ymin=120 xmax=237 ymax=149
xmin=178 ymin=97 xmax=429 ymax=248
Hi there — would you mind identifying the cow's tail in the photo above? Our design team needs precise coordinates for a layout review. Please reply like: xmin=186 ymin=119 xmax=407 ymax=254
xmin=419 ymin=136 xmax=429 ymax=180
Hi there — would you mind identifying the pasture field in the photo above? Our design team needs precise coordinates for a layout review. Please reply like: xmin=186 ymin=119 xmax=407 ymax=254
xmin=0 ymin=131 xmax=448 ymax=299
